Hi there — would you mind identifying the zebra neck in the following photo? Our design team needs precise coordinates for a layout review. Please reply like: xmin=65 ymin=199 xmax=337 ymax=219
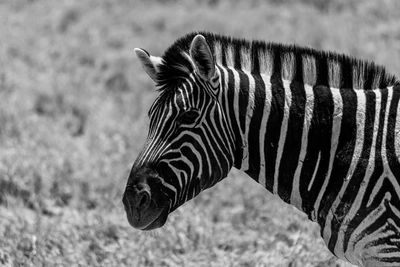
xmin=221 ymin=65 xmax=346 ymax=217
xmin=236 ymin=71 xmax=298 ymax=199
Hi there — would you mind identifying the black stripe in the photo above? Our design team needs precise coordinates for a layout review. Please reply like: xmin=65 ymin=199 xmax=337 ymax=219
xmin=271 ymin=46 xmax=281 ymax=80
xmin=386 ymin=85 xmax=400 ymax=185
xmin=246 ymin=74 xmax=266 ymax=180
xmin=377 ymin=70 xmax=385 ymax=89
xmin=277 ymin=80 xmax=306 ymax=202
xmin=363 ymin=64 xmax=374 ymax=90
xmin=238 ymin=70 xmax=250 ymax=134
xmin=341 ymin=58 xmax=353 ymax=88
xmin=299 ymin=84 xmax=333 ymax=217
xmin=316 ymin=55 xmax=329 ymax=87
xmin=277 ymin=54 xmax=305 ymax=201
xmin=234 ymin=42 xmax=242 ymax=69
xmin=187 ymin=178 xmax=200 ymax=201
xmin=251 ymin=42 xmax=260 ymax=74
xmin=227 ymin=68 xmax=243 ymax=169
xmin=294 ymin=53 xmax=304 ymax=84
xmin=325 ymin=88 xmax=358 ymax=252
xmin=264 ymin=48 xmax=283 ymax=191
xmin=221 ymin=42 xmax=227 ymax=66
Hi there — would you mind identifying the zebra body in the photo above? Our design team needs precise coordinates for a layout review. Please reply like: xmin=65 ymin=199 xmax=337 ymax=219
xmin=123 ymin=32 xmax=400 ymax=267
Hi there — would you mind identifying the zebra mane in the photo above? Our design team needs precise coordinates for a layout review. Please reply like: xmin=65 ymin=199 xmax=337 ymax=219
xmin=157 ymin=31 xmax=399 ymax=91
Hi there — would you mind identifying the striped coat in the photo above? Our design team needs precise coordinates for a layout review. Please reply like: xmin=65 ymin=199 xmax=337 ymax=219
xmin=124 ymin=32 xmax=400 ymax=267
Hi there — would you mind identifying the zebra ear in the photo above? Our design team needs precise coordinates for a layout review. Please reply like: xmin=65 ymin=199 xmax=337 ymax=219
xmin=134 ymin=48 xmax=162 ymax=83
xmin=189 ymin=34 xmax=215 ymax=81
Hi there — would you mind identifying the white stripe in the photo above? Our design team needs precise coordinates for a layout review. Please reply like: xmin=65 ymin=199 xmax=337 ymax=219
xmin=395 ymin=90 xmax=400 ymax=162
xmin=290 ymin=84 xmax=314 ymax=209
xmin=281 ymin=53 xmax=295 ymax=81
xmin=302 ymin=56 xmax=317 ymax=86
xmin=258 ymin=73 xmax=272 ymax=187
xmin=273 ymin=79 xmax=292 ymax=194
xmin=258 ymin=49 xmax=273 ymax=76
xmin=241 ymin=72 xmax=255 ymax=171
xmin=226 ymin=46 xmax=235 ymax=67
xmin=179 ymin=87 xmax=188 ymax=109
xmin=328 ymin=60 xmax=341 ymax=88
xmin=213 ymin=41 xmax=223 ymax=65
xmin=390 ymin=201 xmax=400 ymax=222
xmin=308 ymin=151 xmax=321 ymax=192
xmin=240 ymin=46 xmax=251 ymax=72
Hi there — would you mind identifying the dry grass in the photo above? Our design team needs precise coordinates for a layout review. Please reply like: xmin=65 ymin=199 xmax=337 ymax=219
xmin=0 ymin=0 xmax=399 ymax=266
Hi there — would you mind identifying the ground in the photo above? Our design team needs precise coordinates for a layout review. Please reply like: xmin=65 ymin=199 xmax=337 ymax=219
xmin=0 ymin=0 xmax=399 ymax=266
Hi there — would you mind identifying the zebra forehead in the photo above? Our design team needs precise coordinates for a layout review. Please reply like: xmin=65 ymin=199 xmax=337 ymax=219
xmin=157 ymin=31 xmax=399 ymax=90
xmin=150 ymin=82 xmax=196 ymax=114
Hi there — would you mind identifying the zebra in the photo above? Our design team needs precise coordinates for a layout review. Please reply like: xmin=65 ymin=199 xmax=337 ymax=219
xmin=122 ymin=32 xmax=400 ymax=267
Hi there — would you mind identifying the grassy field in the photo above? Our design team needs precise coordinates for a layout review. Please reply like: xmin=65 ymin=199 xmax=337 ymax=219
xmin=0 ymin=0 xmax=399 ymax=266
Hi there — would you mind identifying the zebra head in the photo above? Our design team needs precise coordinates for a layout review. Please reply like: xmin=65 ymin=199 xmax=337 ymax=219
xmin=123 ymin=35 xmax=235 ymax=230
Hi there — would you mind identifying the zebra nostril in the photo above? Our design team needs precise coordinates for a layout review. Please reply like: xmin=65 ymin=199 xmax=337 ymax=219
xmin=125 ymin=166 xmax=157 ymax=212
xmin=134 ymin=188 xmax=151 ymax=210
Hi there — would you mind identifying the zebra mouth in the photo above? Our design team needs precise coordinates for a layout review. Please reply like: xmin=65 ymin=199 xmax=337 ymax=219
xmin=124 ymin=201 xmax=169 ymax=230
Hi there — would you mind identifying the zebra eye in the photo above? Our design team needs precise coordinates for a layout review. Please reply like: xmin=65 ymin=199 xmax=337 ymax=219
xmin=177 ymin=110 xmax=199 ymax=125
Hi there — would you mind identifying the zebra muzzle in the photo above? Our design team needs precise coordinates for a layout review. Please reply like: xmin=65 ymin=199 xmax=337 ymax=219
xmin=122 ymin=167 xmax=169 ymax=230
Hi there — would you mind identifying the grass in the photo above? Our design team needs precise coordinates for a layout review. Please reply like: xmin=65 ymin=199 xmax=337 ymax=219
xmin=0 ymin=0 xmax=399 ymax=266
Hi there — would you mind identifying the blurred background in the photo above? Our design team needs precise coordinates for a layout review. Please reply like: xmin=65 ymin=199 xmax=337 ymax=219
xmin=0 ymin=0 xmax=399 ymax=266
